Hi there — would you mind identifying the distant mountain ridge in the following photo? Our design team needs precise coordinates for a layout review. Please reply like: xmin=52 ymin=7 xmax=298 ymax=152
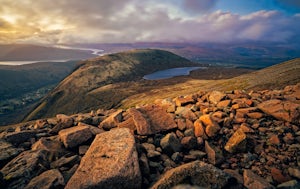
xmin=0 ymin=44 xmax=94 ymax=61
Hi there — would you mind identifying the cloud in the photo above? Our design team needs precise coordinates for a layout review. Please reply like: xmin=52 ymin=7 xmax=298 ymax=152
xmin=0 ymin=0 xmax=299 ymax=45
xmin=182 ymin=0 xmax=217 ymax=14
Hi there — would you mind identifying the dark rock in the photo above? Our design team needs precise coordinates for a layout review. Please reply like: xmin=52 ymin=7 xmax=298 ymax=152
xmin=151 ymin=161 xmax=233 ymax=189
xmin=160 ymin=133 xmax=182 ymax=155
xmin=24 ymin=169 xmax=65 ymax=189
xmin=181 ymin=136 xmax=197 ymax=150
xmin=0 ymin=140 xmax=23 ymax=168
xmin=0 ymin=150 xmax=49 ymax=189
xmin=65 ymin=128 xmax=141 ymax=189
xmin=51 ymin=155 xmax=80 ymax=169
xmin=5 ymin=130 xmax=36 ymax=145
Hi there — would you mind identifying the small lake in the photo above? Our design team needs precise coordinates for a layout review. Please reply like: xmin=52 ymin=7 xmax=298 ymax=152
xmin=0 ymin=60 xmax=71 ymax=66
xmin=143 ymin=67 xmax=206 ymax=80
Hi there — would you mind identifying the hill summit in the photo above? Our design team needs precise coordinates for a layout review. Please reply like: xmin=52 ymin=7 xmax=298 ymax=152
xmin=24 ymin=49 xmax=197 ymax=121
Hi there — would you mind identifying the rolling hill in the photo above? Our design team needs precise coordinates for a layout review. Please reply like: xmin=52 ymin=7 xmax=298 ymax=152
xmin=24 ymin=49 xmax=199 ymax=121
xmin=0 ymin=44 xmax=94 ymax=61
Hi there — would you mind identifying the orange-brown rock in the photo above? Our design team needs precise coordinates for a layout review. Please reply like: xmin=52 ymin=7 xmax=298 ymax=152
xmin=58 ymin=125 xmax=92 ymax=148
xmin=217 ymin=100 xmax=231 ymax=108
xmin=175 ymin=96 xmax=195 ymax=107
xmin=271 ymin=168 xmax=291 ymax=184
xmin=117 ymin=117 xmax=137 ymax=133
xmin=65 ymin=128 xmax=141 ymax=189
xmin=128 ymin=108 xmax=150 ymax=135
xmin=247 ymin=112 xmax=264 ymax=119
xmin=151 ymin=161 xmax=232 ymax=189
xmin=199 ymin=114 xmax=221 ymax=137
xmin=136 ymin=105 xmax=177 ymax=135
xmin=225 ymin=129 xmax=247 ymax=153
xmin=258 ymin=99 xmax=300 ymax=124
xmin=98 ymin=109 xmax=123 ymax=130
xmin=32 ymin=137 xmax=66 ymax=158
xmin=268 ymin=135 xmax=280 ymax=145
xmin=243 ymin=170 xmax=275 ymax=189
xmin=194 ymin=119 xmax=205 ymax=137
xmin=209 ymin=91 xmax=226 ymax=105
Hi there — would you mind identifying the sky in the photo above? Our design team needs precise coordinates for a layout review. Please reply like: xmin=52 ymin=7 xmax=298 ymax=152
xmin=0 ymin=0 xmax=300 ymax=45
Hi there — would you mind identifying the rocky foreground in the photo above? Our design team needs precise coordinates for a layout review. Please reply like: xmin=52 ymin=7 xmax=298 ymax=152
xmin=1 ymin=83 xmax=300 ymax=189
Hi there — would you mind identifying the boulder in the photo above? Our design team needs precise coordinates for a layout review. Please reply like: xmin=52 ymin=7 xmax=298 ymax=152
xmin=0 ymin=150 xmax=49 ymax=189
xmin=151 ymin=161 xmax=233 ymax=189
xmin=98 ymin=109 xmax=123 ymax=130
xmin=65 ymin=128 xmax=141 ymax=189
xmin=58 ymin=125 xmax=93 ymax=148
xmin=50 ymin=114 xmax=74 ymax=133
xmin=224 ymin=129 xmax=247 ymax=153
xmin=5 ymin=130 xmax=36 ymax=145
xmin=258 ymin=99 xmax=300 ymax=124
xmin=175 ymin=96 xmax=195 ymax=107
xmin=243 ymin=170 xmax=275 ymax=189
xmin=32 ymin=137 xmax=66 ymax=158
xmin=160 ymin=133 xmax=182 ymax=155
xmin=131 ymin=105 xmax=177 ymax=135
xmin=209 ymin=91 xmax=226 ymax=105
xmin=0 ymin=140 xmax=23 ymax=168
xmin=199 ymin=114 xmax=220 ymax=137
xmin=24 ymin=169 xmax=65 ymax=189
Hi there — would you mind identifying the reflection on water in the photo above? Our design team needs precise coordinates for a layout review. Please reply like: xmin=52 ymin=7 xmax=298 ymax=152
xmin=143 ymin=67 xmax=206 ymax=80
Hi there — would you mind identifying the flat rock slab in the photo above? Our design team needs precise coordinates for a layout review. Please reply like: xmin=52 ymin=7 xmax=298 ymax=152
xmin=59 ymin=125 xmax=93 ymax=148
xmin=258 ymin=99 xmax=300 ymax=124
xmin=0 ymin=150 xmax=49 ymax=189
xmin=5 ymin=130 xmax=36 ymax=145
xmin=65 ymin=128 xmax=141 ymax=189
xmin=151 ymin=160 xmax=232 ymax=189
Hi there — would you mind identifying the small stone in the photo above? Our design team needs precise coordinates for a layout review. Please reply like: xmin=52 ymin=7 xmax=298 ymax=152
xmin=189 ymin=150 xmax=206 ymax=159
xmin=271 ymin=168 xmax=290 ymax=184
xmin=98 ymin=109 xmax=123 ymax=130
xmin=160 ymin=133 xmax=182 ymax=155
xmin=181 ymin=136 xmax=197 ymax=150
xmin=199 ymin=114 xmax=221 ymax=137
xmin=288 ymin=167 xmax=300 ymax=179
xmin=268 ymin=135 xmax=280 ymax=145
xmin=283 ymin=133 xmax=294 ymax=144
xmin=277 ymin=180 xmax=300 ymax=189
xmin=243 ymin=169 xmax=275 ymax=189
xmin=224 ymin=129 xmax=247 ymax=153
xmin=217 ymin=100 xmax=231 ymax=108
xmin=194 ymin=120 xmax=205 ymax=137
xmin=205 ymin=141 xmax=224 ymax=165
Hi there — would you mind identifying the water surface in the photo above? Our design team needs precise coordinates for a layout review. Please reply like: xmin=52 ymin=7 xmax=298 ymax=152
xmin=143 ymin=67 xmax=206 ymax=80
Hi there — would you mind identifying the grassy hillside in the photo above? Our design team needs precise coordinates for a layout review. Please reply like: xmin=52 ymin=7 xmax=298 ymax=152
xmin=0 ymin=61 xmax=78 ymax=100
xmin=121 ymin=58 xmax=300 ymax=108
xmin=24 ymin=49 xmax=198 ymax=121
